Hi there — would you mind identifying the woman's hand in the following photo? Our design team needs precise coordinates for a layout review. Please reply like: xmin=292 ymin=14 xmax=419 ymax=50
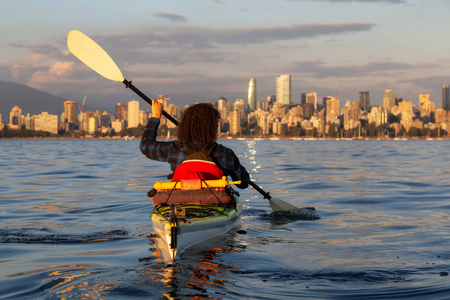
xmin=152 ymin=99 xmax=163 ymax=119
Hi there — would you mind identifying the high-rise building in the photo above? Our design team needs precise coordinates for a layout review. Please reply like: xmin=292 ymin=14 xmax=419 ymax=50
xmin=25 ymin=113 xmax=33 ymax=130
xmin=247 ymin=78 xmax=257 ymax=111
xmin=228 ymin=110 xmax=241 ymax=135
xmin=418 ymin=94 xmax=435 ymax=119
xmin=218 ymin=97 xmax=227 ymax=110
xmin=88 ymin=116 xmax=98 ymax=134
xmin=276 ymin=75 xmax=291 ymax=106
xmin=64 ymin=100 xmax=76 ymax=123
xmin=302 ymin=92 xmax=317 ymax=110
xmin=325 ymin=96 xmax=340 ymax=119
xmin=302 ymin=103 xmax=314 ymax=120
xmin=359 ymin=91 xmax=370 ymax=112
xmin=33 ymin=112 xmax=59 ymax=134
xmin=443 ymin=83 xmax=449 ymax=110
xmin=127 ymin=100 xmax=140 ymax=128
xmin=157 ymin=94 xmax=169 ymax=110
xmin=116 ymin=103 xmax=128 ymax=122
xmin=139 ymin=110 xmax=148 ymax=126
xmin=9 ymin=106 xmax=22 ymax=130
xmin=234 ymin=99 xmax=246 ymax=116
xmin=383 ymin=89 xmax=396 ymax=110
xmin=101 ymin=111 xmax=112 ymax=128
xmin=343 ymin=101 xmax=361 ymax=130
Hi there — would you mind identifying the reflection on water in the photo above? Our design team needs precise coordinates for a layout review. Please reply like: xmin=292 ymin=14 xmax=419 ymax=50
xmin=1 ymin=139 xmax=450 ymax=299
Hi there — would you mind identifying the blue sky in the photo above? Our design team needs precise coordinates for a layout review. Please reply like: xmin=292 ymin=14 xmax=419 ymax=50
xmin=1 ymin=0 xmax=449 ymax=112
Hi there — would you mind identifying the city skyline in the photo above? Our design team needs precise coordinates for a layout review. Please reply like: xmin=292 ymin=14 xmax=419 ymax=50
xmin=1 ymin=1 xmax=450 ymax=111
xmin=2 ymin=80 xmax=449 ymax=139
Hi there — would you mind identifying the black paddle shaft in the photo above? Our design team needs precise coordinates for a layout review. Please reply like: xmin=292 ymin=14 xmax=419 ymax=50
xmin=124 ymin=78 xmax=272 ymax=200
xmin=123 ymin=79 xmax=179 ymax=126
xmin=249 ymin=181 xmax=271 ymax=200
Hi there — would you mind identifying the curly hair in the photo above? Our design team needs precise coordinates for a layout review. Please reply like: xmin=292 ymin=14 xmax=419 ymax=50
xmin=178 ymin=103 xmax=220 ymax=145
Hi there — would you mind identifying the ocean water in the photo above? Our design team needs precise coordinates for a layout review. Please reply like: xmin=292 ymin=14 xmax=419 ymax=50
xmin=0 ymin=138 xmax=449 ymax=299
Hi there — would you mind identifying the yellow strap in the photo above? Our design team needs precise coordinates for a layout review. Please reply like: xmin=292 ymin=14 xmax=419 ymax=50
xmin=154 ymin=176 xmax=241 ymax=191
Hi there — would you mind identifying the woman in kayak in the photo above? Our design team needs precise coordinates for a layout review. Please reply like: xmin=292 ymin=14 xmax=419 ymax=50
xmin=140 ymin=100 xmax=249 ymax=189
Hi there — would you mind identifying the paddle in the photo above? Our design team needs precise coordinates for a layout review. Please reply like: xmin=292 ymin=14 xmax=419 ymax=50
xmin=67 ymin=29 xmax=300 ymax=213
xmin=67 ymin=30 xmax=178 ymax=126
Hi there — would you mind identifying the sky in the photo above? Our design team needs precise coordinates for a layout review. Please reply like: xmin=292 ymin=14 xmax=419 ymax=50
xmin=1 ymin=0 xmax=450 ymax=113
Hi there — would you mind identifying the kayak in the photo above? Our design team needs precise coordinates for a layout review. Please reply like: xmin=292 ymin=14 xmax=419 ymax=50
xmin=150 ymin=177 xmax=242 ymax=261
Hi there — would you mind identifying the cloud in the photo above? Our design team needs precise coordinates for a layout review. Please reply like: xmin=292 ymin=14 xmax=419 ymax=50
xmin=287 ymin=59 xmax=417 ymax=78
xmin=62 ymin=22 xmax=373 ymax=70
xmin=1 ymin=22 xmax=376 ymax=108
xmin=90 ymin=22 xmax=374 ymax=57
xmin=150 ymin=12 xmax=187 ymax=23
xmin=152 ymin=23 xmax=375 ymax=46
xmin=288 ymin=0 xmax=406 ymax=3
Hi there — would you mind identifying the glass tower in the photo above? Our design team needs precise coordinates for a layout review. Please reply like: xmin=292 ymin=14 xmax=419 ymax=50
xmin=359 ymin=91 xmax=370 ymax=112
xmin=443 ymin=83 xmax=449 ymax=110
xmin=247 ymin=78 xmax=257 ymax=111
xmin=276 ymin=75 xmax=291 ymax=106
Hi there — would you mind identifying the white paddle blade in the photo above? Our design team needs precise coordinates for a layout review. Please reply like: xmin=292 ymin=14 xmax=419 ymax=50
xmin=269 ymin=198 xmax=299 ymax=212
xmin=67 ymin=30 xmax=124 ymax=82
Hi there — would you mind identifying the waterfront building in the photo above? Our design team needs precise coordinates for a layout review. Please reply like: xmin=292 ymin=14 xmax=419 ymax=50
xmin=359 ymin=91 xmax=370 ymax=112
xmin=303 ymin=103 xmax=314 ymax=120
xmin=219 ymin=106 xmax=230 ymax=121
xmin=301 ymin=92 xmax=317 ymax=110
xmin=342 ymin=101 xmax=361 ymax=131
xmin=247 ymin=78 xmax=257 ymax=111
xmin=115 ymin=103 xmax=128 ymax=122
xmin=368 ymin=106 xmax=389 ymax=127
xmin=276 ymin=75 xmax=291 ymax=106
xmin=25 ymin=113 xmax=32 ymax=130
xmin=111 ymin=120 xmax=124 ymax=134
xmin=157 ymin=94 xmax=169 ymax=110
xmin=79 ymin=111 xmax=96 ymax=132
xmin=273 ymin=120 xmax=282 ymax=135
xmin=392 ymin=100 xmax=415 ymax=131
xmin=33 ymin=112 xmax=58 ymax=134
xmin=139 ymin=110 xmax=148 ymax=126
xmin=64 ymin=100 xmax=76 ymax=124
xmin=383 ymin=89 xmax=396 ymax=111
xmin=258 ymin=114 xmax=270 ymax=135
xmin=88 ymin=116 xmax=99 ymax=134
xmin=101 ymin=111 xmax=112 ymax=128
xmin=271 ymin=104 xmax=288 ymax=119
xmin=311 ymin=114 xmax=326 ymax=136
xmin=9 ymin=106 xmax=22 ymax=130
xmin=127 ymin=100 xmax=140 ymax=128
xmin=157 ymin=95 xmax=170 ymax=126
xmin=288 ymin=105 xmax=303 ymax=118
xmin=325 ymin=96 xmax=340 ymax=122
xmin=443 ymin=84 xmax=449 ymax=111
xmin=418 ymin=94 xmax=435 ymax=120
xmin=229 ymin=110 xmax=241 ymax=135
xmin=116 ymin=103 xmax=128 ymax=124
xmin=234 ymin=99 xmax=246 ymax=117
xmin=96 ymin=109 xmax=102 ymax=129
xmin=0 ymin=113 xmax=3 ymax=131
xmin=435 ymin=108 xmax=448 ymax=123
xmin=218 ymin=97 xmax=227 ymax=110
xmin=167 ymin=104 xmax=181 ymax=122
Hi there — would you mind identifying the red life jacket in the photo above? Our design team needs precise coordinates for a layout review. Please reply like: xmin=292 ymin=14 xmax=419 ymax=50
xmin=172 ymin=143 xmax=224 ymax=181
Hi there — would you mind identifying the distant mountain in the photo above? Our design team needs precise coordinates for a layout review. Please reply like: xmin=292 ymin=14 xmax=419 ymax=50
xmin=0 ymin=81 xmax=71 ymax=123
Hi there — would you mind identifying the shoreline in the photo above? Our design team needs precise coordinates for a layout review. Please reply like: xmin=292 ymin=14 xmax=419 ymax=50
xmin=1 ymin=136 xmax=449 ymax=141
